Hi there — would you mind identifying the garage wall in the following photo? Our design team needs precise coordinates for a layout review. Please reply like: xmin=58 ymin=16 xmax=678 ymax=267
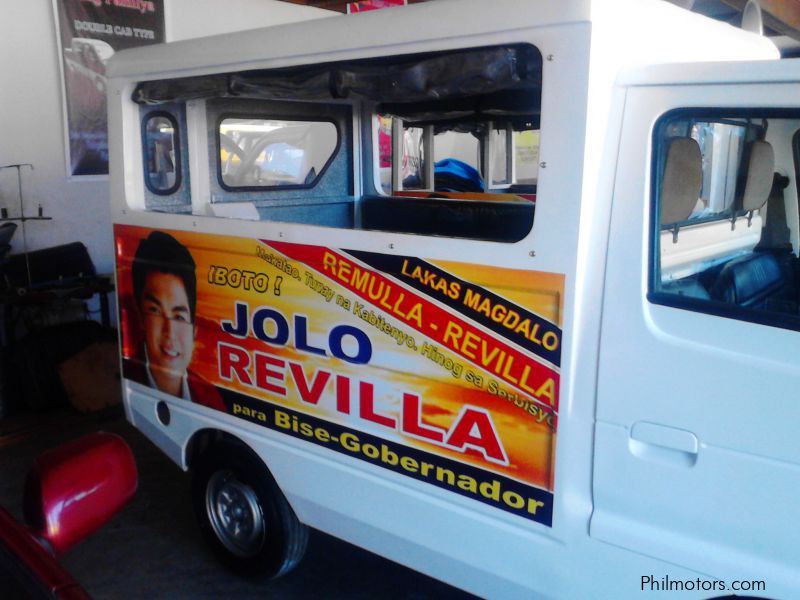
xmin=0 ymin=0 xmax=332 ymax=320
xmin=166 ymin=0 xmax=333 ymax=41
xmin=0 ymin=1 xmax=105 ymax=271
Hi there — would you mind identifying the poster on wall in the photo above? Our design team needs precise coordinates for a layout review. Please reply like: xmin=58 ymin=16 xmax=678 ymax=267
xmin=115 ymin=225 xmax=563 ymax=525
xmin=54 ymin=0 xmax=165 ymax=177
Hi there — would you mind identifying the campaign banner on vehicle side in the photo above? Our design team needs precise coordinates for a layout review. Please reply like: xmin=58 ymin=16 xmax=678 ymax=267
xmin=54 ymin=0 xmax=165 ymax=177
xmin=115 ymin=225 xmax=563 ymax=526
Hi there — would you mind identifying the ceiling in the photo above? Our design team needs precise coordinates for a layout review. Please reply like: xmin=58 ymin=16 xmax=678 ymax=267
xmin=689 ymin=0 xmax=800 ymax=38
xmin=280 ymin=0 xmax=424 ymax=12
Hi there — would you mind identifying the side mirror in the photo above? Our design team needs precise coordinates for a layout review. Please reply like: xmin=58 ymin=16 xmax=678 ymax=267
xmin=22 ymin=432 xmax=138 ymax=555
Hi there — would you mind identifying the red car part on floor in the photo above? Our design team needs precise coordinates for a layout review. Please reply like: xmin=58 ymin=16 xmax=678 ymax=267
xmin=0 ymin=432 xmax=137 ymax=599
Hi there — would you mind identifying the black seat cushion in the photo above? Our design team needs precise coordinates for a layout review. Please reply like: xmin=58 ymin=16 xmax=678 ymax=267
xmin=360 ymin=195 xmax=534 ymax=242
xmin=710 ymin=253 xmax=786 ymax=309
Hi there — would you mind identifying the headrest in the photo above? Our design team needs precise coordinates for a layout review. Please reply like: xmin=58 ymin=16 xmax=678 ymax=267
xmin=742 ymin=140 xmax=775 ymax=212
xmin=660 ymin=137 xmax=702 ymax=225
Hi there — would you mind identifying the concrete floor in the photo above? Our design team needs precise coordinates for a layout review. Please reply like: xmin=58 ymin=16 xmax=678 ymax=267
xmin=0 ymin=406 xmax=475 ymax=599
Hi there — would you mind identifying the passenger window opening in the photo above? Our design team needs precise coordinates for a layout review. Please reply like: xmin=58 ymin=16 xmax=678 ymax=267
xmin=691 ymin=120 xmax=746 ymax=219
xmin=375 ymin=115 xmax=393 ymax=195
xmin=398 ymin=124 xmax=425 ymax=190
xmin=218 ymin=118 xmax=338 ymax=190
xmin=375 ymin=116 xmax=539 ymax=196
xmin=651 ymin=110 xmax=800 ymax=331
xmin=490 ymin=127 xmax=511 ymax=187
xmin=143 ymin=113 xmax=180 ymax=195
xmin=133 ymin=43 xmax=542 ymax=242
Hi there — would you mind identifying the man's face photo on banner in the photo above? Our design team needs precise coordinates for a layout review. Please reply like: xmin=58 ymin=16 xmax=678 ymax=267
xmin=139 ymin=270 xmax=197 ymax=396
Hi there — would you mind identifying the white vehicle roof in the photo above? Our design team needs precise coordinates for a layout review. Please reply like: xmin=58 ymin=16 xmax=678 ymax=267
xmin=619 ymin=56 xmax=800 ymax=87
xmin=107 ymin=0 xmax=777 ymax=81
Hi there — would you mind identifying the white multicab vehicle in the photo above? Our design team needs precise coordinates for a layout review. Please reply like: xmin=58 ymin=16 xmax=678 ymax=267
xmin=107 ymin=0 xmax=799 ymax=597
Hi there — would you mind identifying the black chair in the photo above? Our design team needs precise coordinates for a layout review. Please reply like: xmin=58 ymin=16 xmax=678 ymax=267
xmin=0 ymin=222 xmax=16 ymax=262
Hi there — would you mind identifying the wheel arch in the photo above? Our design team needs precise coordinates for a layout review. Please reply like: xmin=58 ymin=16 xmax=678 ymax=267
xmin=185 ymin=428 xmax=261 ymax=471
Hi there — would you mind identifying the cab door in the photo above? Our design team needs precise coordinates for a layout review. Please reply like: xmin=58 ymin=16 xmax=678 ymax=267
xmin=592 ymin=79 xmax=800 ymax=595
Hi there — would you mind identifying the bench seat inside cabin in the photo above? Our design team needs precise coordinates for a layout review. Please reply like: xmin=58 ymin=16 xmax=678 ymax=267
xmin=359 ymin=194 xmax=535 ymax=242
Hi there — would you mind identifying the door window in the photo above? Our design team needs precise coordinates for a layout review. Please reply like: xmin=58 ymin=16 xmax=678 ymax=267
xmin=650 ymin=110 xmax=800 ymax=331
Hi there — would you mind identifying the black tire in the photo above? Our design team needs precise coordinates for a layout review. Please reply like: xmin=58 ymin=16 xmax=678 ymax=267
xmin=191 ymin=441 xmax=308 ymax=579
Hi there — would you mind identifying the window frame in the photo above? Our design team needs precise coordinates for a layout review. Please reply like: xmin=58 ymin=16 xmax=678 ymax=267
xmin=647 ymin=107 xmax=800 ymax=334
xmin=215 ymin=112 xmax=341 ymax=193
xmin=141 ymin=110 xmax=182 ymax=196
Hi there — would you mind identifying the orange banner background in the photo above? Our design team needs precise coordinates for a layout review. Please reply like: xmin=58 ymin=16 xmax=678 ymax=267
xmin=116 ymin=225 xmax=564 ymax=492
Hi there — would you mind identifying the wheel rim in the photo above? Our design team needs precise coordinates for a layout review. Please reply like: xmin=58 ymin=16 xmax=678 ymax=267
xmin=205 ymin=470 xmax=265 ymax=558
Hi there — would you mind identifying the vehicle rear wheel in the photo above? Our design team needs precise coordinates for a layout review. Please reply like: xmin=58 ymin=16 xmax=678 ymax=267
xmin=191 ymin=442 xmax=308 ymax=579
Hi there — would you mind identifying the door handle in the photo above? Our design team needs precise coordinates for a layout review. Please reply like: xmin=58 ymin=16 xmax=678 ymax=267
xmin=629 ymin=421 xmax=698 ymax=467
